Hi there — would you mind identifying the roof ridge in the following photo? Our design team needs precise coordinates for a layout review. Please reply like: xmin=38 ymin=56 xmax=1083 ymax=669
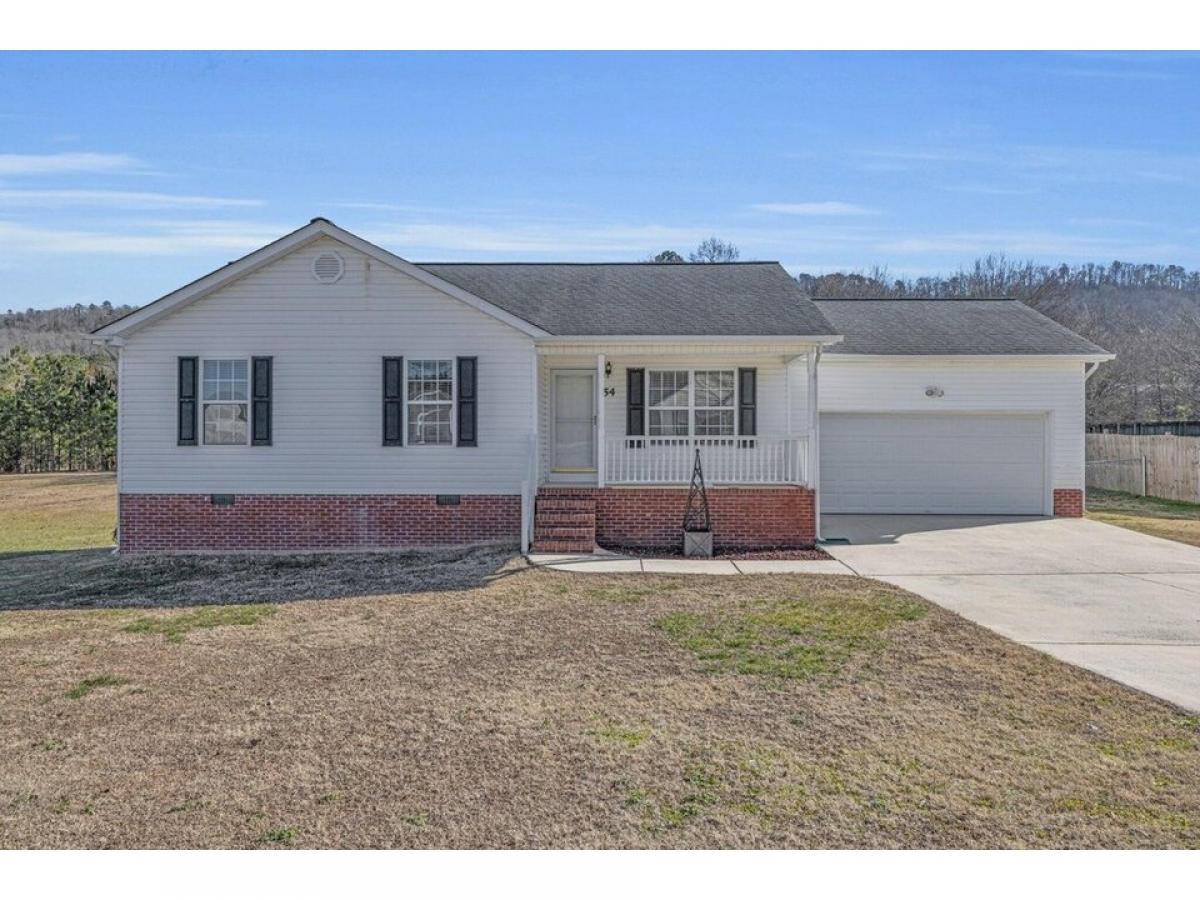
xmin=417 ymin=261 xmax=781 ymax=267
xmin=811 ymin=303 xmax=1017 ymax=307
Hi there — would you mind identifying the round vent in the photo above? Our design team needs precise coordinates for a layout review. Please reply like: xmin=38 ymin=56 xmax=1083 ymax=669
xmin=312 ymin=251 xmax=345 ymax=283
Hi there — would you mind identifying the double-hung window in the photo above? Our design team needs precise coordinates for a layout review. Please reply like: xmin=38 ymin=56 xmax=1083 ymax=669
xmin=407 ymin=359 xmax=454 ymax=445
xmin=647 ymin=368 xmax=735 ymax=437
xmin=202 ymin=358 xmax=249 ymax=445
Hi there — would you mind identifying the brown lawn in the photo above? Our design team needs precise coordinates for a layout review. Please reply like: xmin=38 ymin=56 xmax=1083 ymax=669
xmin=1087 ymin=488 xmax=1200 ymax=549
xmin=0 ymin=472 xmax=116 ymax=555
xmin=1 ymin=544 xmax=1198 ymax=848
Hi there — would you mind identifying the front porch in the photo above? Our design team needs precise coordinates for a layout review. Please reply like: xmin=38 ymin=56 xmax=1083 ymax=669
xmin=525 ymin=342 xmax=824 ymax=553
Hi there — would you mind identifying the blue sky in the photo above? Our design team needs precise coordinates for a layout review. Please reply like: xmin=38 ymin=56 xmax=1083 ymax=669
xmin=2 ymin=51 xmax=1200 ymax=310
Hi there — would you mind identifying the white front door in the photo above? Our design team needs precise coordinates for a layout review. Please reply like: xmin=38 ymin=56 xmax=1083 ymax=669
xmin=552 ymin=370 xmax=596 ymax=473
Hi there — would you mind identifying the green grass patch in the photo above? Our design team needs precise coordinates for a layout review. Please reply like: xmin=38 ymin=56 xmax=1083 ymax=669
xmin=124 ymin=604 xmax=276 ymax=643
xmin=263 ymin=826 xmax=298 ymax=845
xmin=1088 ymin=489 xmax=1200 ymax=520
xmin=656 ymin=589 xmax=926 ymax=679
xmin=588 ymin=720 xmax=651 ymax=748
xmin=65 ymin=675 xmax=127 ymax=700
xmin=1055 ymin=796 xmax=1193 ymax=830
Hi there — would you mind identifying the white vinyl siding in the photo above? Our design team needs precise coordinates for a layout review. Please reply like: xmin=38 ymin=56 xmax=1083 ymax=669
xmin=818 ymin=356 xmax=1088 ymax=494
xmin=118 ymin=236 xmax=535 ymax=495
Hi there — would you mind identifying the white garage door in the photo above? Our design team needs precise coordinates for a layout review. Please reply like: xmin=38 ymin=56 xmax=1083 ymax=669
xmin=820 ymin=413 xmax=1047 ymax=514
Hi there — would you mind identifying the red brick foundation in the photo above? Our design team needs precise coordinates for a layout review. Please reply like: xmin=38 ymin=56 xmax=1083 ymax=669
xmin=1052 ymin=488 xmax=1084 ymax=517
xmin=118 ymin=493 xmax=521 ymax=553
xmin=538 ymin=485 xmax=816 ymax=552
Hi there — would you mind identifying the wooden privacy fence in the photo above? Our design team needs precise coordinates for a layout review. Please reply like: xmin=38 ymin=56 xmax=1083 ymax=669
xmin=1086 ymin=433 xmax=1200 ymax=502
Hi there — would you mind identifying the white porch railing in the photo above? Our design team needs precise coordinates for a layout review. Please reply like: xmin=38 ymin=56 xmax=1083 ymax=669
xmin=603 ymin=435 xmax=809 ymax=486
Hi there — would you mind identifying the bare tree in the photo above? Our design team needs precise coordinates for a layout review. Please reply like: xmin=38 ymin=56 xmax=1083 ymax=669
xmin=689 ymin=237 xmax=740 ymax=263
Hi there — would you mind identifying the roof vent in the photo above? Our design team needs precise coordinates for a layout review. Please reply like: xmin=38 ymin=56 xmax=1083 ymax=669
xmin=312 ymin=251 xmax=345 ymax=283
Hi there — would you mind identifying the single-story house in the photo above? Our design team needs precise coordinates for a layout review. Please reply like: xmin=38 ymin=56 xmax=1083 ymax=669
xmin=92 ymin=218 xmax=1112 ymax=554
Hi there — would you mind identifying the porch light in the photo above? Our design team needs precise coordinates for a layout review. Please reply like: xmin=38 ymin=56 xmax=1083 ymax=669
xmin=604 ymin=361 xmax=612 ymax=378
xmin=925 ymin=386 xmax=944 ymax=398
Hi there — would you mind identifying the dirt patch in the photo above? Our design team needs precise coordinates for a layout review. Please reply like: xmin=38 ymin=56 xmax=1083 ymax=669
xmin=0 ymin=544 xmax=517 ymax=610
xmin=1 ymin=565 xmax=1198 ymax=848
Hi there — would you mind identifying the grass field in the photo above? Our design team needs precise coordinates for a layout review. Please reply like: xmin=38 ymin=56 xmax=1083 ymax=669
xmin=1087 ymin=488 xmax=1200 ymax=548
xmin=2 ymin=474 xmax=1198 ymax=848
xmin=0 ymin=473 xmax=116 ymax=555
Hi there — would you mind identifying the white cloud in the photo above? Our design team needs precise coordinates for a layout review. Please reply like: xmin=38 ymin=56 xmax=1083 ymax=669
xmin=0 ymin=219 xmax=288 ymax=256
xmin=0 ymin=152 xmax=142 ymax=176
xmin=875 ymin=230 xmax=1190 ymax=262
xmin=748 ymin=201 xmax=877 ymax=217
xmin=368 ymin=221 xmax=711 ymax=256
xmin=0 ymin=189 xmax=263 ymax=210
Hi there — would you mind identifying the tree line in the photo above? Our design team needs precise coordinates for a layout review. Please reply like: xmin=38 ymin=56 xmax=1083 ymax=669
xmin=0 ymin=303 xmax=130 ymax=472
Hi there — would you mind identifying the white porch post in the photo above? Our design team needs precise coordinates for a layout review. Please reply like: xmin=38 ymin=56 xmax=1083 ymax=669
xmin=807 ymin=347 xmax=822 ymax=541
xmin=596 ymin=353 xmax=607 ymax=488
xmin=521 ymin=346 xmax=540 ymax=554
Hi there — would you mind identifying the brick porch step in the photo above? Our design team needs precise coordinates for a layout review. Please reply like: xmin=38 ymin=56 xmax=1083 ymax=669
xmin=534 ymin=525 xmax=594 ymax=541
xmin=531 ymin=492 xmax=596 ymax=553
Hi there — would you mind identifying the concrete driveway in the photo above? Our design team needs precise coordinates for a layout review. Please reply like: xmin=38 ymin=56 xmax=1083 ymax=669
xmin=821 ymin=514 xmax=1200 ymax=712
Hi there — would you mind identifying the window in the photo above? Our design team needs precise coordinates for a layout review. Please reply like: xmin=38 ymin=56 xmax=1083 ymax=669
xmin=648 ymin=370 xmax=689 ymax=436
xmin=201 ymin=359 xmax=249 ymax=445
xmin=647 ymin=368 xmax=735 ymax=437
xmin=407 ymin=359 xmax=453 ymax=445
xmin=694 ymin=370 xmax=735 ymax=436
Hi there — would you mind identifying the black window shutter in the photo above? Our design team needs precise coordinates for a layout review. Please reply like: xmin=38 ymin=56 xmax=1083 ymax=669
xmin=251 ymin=356 xmax=272 ymax=446
xmin=178 ymin=356 xmax=198 ymax=446
xmin=626 ymin=368 xmax=645 ymax=436
xmin=738 ymin=367 xmax=757 ymax=436
xmin=382 ymin=356 xmax=404 ymax=446
xmin=456 ymin=356 xmax=477 ymax=447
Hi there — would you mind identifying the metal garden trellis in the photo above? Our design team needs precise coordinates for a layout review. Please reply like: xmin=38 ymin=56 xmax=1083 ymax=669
xmin=681 ymin=448 xmax=714 ymax=557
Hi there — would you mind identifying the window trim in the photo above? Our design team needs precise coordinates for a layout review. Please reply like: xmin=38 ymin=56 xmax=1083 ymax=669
xmin=645 ymin=368 xmax=738 ymax=438
xmin=198 ymin=356 xmax=252 ymax=447
xmin=405 ymin=357 xmax=456 ymax=448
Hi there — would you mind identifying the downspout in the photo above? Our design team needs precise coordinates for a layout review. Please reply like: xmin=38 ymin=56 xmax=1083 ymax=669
xmin=807 ymin=346 xmax=822 ymax=543
xmin=94 ymin=337 xmax=123 ymax=553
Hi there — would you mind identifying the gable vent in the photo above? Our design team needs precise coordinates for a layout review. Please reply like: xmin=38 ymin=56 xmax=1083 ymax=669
xmin=312 ymin=251 xmax=345 ymax=283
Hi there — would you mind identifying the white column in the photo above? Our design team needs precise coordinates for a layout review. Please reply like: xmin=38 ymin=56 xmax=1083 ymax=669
xmin=596 ymin=353 xmax=607 ymax=488
xmin=807 ymin=348 xmax=822 ymax=541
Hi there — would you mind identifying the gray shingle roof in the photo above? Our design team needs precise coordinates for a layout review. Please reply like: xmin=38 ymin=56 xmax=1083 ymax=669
xmin=418 ymin=262 xmax=836 ymax=337
xmin=813 ymin=299 xmax=1109 ymax=356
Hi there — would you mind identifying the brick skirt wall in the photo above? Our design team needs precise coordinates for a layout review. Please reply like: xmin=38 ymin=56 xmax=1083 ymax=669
xmin=540 ymin=485 xmax=816 ymax=552
xmin=1052 ymin=488 xmax=1084 ymax=517
xmin=119 ymin=493 xmax=521 ymax=553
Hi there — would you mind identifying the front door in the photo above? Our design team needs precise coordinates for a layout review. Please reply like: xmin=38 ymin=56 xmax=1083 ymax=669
xmin=552 ymin=370 xmax=596 ymax=474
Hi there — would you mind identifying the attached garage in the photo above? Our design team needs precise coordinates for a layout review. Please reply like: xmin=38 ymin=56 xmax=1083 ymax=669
xmin=820 ymin=412 xmax=1047 ymax=514
xmin=811 ymin=299 xmax=1115 ymax=519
